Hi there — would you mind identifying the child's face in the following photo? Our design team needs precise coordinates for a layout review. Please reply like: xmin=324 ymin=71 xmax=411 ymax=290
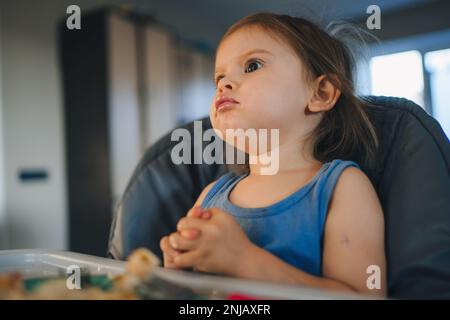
xmin=210 ymin=25 xmax=315 ymax=145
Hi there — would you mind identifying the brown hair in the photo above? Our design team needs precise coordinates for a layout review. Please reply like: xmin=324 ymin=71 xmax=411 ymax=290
xmin=219 ymin=12 xmax=378 ymax=171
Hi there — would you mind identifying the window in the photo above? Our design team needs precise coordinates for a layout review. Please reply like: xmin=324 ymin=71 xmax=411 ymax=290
xmin=369 ymin=50 xmax=424 ymax=107
xmin=369 ymin=48 xmax=450 ymax=140
xmin=424 ymin=48 xmax=450 ymax=139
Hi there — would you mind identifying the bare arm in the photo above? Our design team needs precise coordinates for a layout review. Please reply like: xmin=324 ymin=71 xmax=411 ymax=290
xmin=234 ymin=167 xmax=386 ymax=297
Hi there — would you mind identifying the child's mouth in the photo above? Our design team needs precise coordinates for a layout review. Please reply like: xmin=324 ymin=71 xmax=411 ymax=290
xmin=215 ymin=95 xmax=239 ymax=112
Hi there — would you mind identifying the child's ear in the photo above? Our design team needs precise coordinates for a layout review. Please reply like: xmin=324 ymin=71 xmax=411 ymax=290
xmin=307 ymin=74 xmax=341 ymax=113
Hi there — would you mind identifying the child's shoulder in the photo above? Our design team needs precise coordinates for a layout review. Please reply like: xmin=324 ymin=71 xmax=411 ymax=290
xmin=327 ymin=161 xmax=382 ymax=223
xmin=333 ymin=163 xmax=371 ymax=193
xmin=325 ymin=158 xmax=373 ymax=199
xmin=319 ymin=159 xmax=366 ymax=187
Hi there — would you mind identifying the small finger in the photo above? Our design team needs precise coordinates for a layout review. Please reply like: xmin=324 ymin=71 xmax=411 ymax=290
xmin=160 ymin=236 xmax=181 ymax=257
xmin=180 ymin=228 xmax=201 ymax=240
xmin=177 ymin=216 xmax=208 ymax=232
xmin=173 ymin=251 xmax=200 ymax=269
xmin=169 ymin=232 xmax=199 ymax=251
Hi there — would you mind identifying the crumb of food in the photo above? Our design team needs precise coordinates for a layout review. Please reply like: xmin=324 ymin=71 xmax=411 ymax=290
xmin=125 ymin=248 xmax=161 ymax=281
xmin=0 ymin=247 xmax=161 ymax=300
xmin=27 ymin=279 xmax=138 ymax=300
xmin=0 ymin=272 xmax=26 ymax=299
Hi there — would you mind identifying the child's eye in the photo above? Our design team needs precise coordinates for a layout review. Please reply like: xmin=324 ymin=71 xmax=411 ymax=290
xmin=245 ymin=59 xmax=263 ymax=73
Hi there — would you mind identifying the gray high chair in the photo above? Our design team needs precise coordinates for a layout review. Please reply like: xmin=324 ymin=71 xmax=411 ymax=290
xmin=108 ymin=95 xmax=450 ymax=299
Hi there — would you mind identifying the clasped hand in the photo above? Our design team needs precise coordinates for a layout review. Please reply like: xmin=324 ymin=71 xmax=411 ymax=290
xmin=160 ymin=207 xmax=253 ymax=276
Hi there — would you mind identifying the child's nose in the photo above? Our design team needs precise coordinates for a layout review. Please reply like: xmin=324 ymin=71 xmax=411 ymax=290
xmin=218 ymin=84 xmax=233 ymax=93
xmin=217 ymin=77 xmax=236 ymax=92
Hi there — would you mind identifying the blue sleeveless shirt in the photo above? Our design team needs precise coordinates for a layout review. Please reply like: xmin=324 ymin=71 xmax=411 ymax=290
xmin=200 ymin=159 xmax=360 ymax=276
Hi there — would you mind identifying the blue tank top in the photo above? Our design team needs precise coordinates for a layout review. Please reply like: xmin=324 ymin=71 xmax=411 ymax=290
xmin=201 ymin=159 xmax=360 ymax=276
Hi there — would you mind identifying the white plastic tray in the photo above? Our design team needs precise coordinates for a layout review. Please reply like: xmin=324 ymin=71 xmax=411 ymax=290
xmin=0 ymin=249 xmax=126 ymax=279
xmin=0 ymin=249 xmax=366 ymax=299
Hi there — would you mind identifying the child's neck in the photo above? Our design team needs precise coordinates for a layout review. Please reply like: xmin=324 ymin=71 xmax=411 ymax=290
xmin=249 ymin=139 xmax=322 ymax=176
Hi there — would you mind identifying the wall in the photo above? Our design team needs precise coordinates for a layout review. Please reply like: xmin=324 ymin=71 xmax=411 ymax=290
xmin=141 ymin=25 xmax=215 ymax=147
xmin=107 ymin=14 xmax=141 ymax=206
xmin=0 ymin=0 xmax=73 ymax=249
xmin=0 ymin=10 xmax=8 ymax=249
xmin=359 ymin=0 xmax=450 ymax=42
xmin=0 ymin=0 xmax=215 ymax=251
xmin=176 ymin=46 xmax=215 ymax=125
xmin=0 ymin=0 xmax=115 ymax=250
xmin=142 ymin=26 xmax=178 ymax=148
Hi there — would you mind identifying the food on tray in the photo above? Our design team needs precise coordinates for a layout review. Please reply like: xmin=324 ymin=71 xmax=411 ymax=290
xmin=125 ymin=248 xmax=160 ymax=281
xmin=0 ymin=248 xmax=203 ymax=300
xmin=0 ymin=272 xmax=24 ymax=299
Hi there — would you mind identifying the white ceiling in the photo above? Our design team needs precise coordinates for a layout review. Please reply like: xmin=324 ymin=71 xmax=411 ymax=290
xmin=109 ymin=0 xmax=433 ymax=51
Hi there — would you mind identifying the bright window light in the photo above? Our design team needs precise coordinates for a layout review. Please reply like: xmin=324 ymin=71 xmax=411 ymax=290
xmin=425 ymin=48 xmax=450 ymax=140
xmin=370 ymin=50 xmax=424 ymax=107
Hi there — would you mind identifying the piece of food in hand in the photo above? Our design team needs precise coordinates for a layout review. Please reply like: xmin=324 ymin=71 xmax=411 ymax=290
xmin=125 ymin=248 xmax=161 ymax=281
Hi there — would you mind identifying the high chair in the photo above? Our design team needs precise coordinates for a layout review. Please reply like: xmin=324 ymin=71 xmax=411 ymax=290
xmin=108 ymin=95 xmax=450 ymax=298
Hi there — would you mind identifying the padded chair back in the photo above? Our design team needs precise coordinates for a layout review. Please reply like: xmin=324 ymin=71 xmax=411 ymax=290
xmin=108 ymin=96 xmax=450 ymax=298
